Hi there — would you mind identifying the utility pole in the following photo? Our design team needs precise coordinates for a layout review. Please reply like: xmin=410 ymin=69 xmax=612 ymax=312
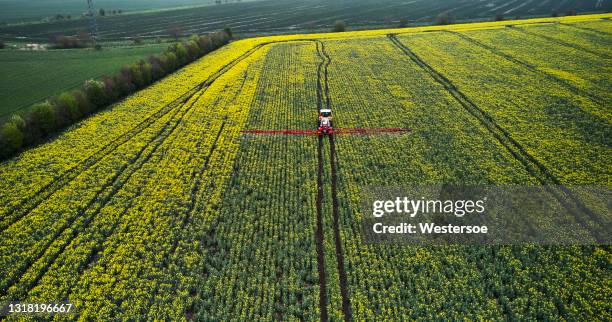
xmin=86 ymin=0 xmax=99 ymax=45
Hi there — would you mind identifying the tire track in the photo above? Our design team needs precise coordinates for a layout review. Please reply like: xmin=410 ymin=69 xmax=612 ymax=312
xmin=0 ymin=44 xmax=266 ymax=234
xmin=507 ymin=25 xmax=611 ymax=59
xmin=387 ymin=34 xmax=608 ymax=241
xmin=314 ymin=41 xmax=329 ymax=322
xmin=68 ymin=83 xmax=237 ymax=308
xmin=1 ymin=85 xmax=210 ymax=299
xmin=316 ymin=41 xmax=352 ymax=322
xmin=328 ymin=136 xmax=352 ymax=322
xmin=3 ymin=46 xmax=267 ymax=299
xmin=40 ymin=64 xmax=253 ymax=303
xmin=446 ymin=30 xmax=607 ymax=106
xmin=144 ymin=73 xmax=251 ymax=313
xmin=560 ymin=22 xmax=612 ymax=36
xmin=315 ymin=135 xmax=329 ymax=322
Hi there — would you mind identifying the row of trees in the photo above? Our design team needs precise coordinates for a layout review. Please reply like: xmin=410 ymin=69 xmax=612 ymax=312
xmin=97 ymin=8 xmax=123 ymax=17
xmin=0 ymin=30 xmax=232 ymax=160
xmin=52 ymin=32 xmax=91 ymax=49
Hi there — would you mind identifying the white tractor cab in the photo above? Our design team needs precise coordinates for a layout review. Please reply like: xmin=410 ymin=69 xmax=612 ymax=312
xmin=318 ymin=108 xmax=333 ymax=135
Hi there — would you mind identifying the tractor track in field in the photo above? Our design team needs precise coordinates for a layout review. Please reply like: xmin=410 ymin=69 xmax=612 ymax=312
xmin=145 ymin=73 xmax=251 ymax=312
xmin=446 ymin=30 xmax=607 ymax=106
xmin=3 ymin=46 xmax=263 ymax=299
xmin=2 ymin=38 xmax=326 ymax=234
xmin=328 ymin=136 xmax=352 ymax=322
xmin=0 ymin=44 xmax=266 ymax=235
xmin=507 ymin=25 xmax=611 ymax=59
xmin=1 ymin=84 xmax=211 ymax=299
xmin=316 ymin=41 xmax=352 ymax=322
xmin=387 ymin=33 xmax=608 ymax=242
xmin=559 ymin=22 xmax=612 ymax=36
xmin=314 ymin=40 xmax=329 ymax=322
xmin=315 ymin=135 xmax=328 ymax=322
xmin=25 ymin=60 xmax=253 ymax=304
xmin=65 ymin=75 xmax=241 ymax=308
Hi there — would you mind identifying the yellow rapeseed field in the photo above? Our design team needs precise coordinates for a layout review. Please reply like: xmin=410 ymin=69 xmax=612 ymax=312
xmin=0 ymin=13 xmax=610 ymax=320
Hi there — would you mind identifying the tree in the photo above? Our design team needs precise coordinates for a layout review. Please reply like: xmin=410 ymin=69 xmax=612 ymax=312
xmin=54 ymin=35 xmax=79 ymax=48
xmin=210 ymin=31 xmax=228 ymax=47
xmin=333 ymin=20 xmax=346 ymax=32
xmin=398 ymin=18 xmax=409 ymax=28
xmin=99 ymin=8 xmax=106 ymax=16
xmin=436 ymin=11 xmax=454 ymax=25
xmin=161 ymin=51 xmax=178 ymax=72
xmin=495 ymin=14 xmax=505 ymax=21
xmin=83 ymin=79 xmax=108 ymax=108
xmin=129 ymin=64 xmax=145 ymax=88
xmin=172 ymin=43 xmax=189 ymax=65
xmin=55 ymin=92 xmax=81 ymax=124
xmin=10 ymin=114 xmax=25 ymax=130
xmin=0 ymin=121 xmax=23 ymax=157
xmin=0 ymin=39 xmax=5 ymax=49
xmin=198 ymin=35 xmax=213 ymax=54
xmin=115 ymin=67 xmax=136 ymax=94
xmin=29 ymin=102 xmax=57 ymax=136
xmin=223 ymin=26 xmax=233 ymax=39
xmin=76 ymin=31 xmax=91 ymax=44
xmin=167 ymin=26 xmax=183 ymax=40
xmin=139 ymin=61 xmax=153 ymax=85
xmin=72 ymin=90 xmax=92 ymax=116
xmin=148 ymin=55 xmax=165 ymax=80
xmin=185 ymin=40 xmax=200 ymax=60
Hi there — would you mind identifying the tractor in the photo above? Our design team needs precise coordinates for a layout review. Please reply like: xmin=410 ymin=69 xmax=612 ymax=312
xmin=318 ymin=108 xmax=333 ymax=135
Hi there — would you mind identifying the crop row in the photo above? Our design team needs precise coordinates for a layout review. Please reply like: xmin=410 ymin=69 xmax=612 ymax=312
xmin=4 ymin=0 xmax=607 ymax=41
xmin=0 ymin=38 xmax=264 ymax=221
xmin=1 ymin=41 xmax=269 ymax=320
xmin=322 ymin=33 xmax=610 ymax=320
xmin=0 ymin=16 xmax=609 ymax=320
xmin=449 ymin=28 xmax=610 ymax=104
xmin=194 ymin=42 xmax=325 ymax=320
xmin=395 ymin=30 xmax=611 ymax=185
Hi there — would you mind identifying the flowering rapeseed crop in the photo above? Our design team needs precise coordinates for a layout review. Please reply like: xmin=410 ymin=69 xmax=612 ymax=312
xmin=0 ymin=14 xmax=610 ymax=320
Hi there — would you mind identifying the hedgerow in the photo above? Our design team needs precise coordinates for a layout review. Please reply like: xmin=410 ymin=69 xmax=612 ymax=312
xmin=0 ymin=30 xmax=232 ymax=160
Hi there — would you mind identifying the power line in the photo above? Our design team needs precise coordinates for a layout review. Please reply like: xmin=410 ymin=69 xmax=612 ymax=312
xmin=86 ymin=0 xmax=99 ymax=44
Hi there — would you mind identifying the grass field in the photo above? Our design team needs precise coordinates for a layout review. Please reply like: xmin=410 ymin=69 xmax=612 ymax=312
xmin=0 ymin=44 xmax=170 ymax=118
xmin=1 ymin=0 xmax=610 ymax=41
xmin=0 ymin=14 xmax=610 ymax=320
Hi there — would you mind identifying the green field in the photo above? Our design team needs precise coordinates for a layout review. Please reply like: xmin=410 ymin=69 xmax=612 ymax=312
xmin=0 ymin=44 xmax=169 ymax=118
xmin=0 ymin=0 xmax=244 ymax=24
xmin=1 ymin=0 xmax=610 ymax=41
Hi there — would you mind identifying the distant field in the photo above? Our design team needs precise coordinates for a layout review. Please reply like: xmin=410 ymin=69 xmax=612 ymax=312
xmin=1 ymin=0 xmax=610 ymax=41
xmin=0 ymin=44 xmax=169 ymax=118
xmin=0 ymin=0 xmax=245 ymax=24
